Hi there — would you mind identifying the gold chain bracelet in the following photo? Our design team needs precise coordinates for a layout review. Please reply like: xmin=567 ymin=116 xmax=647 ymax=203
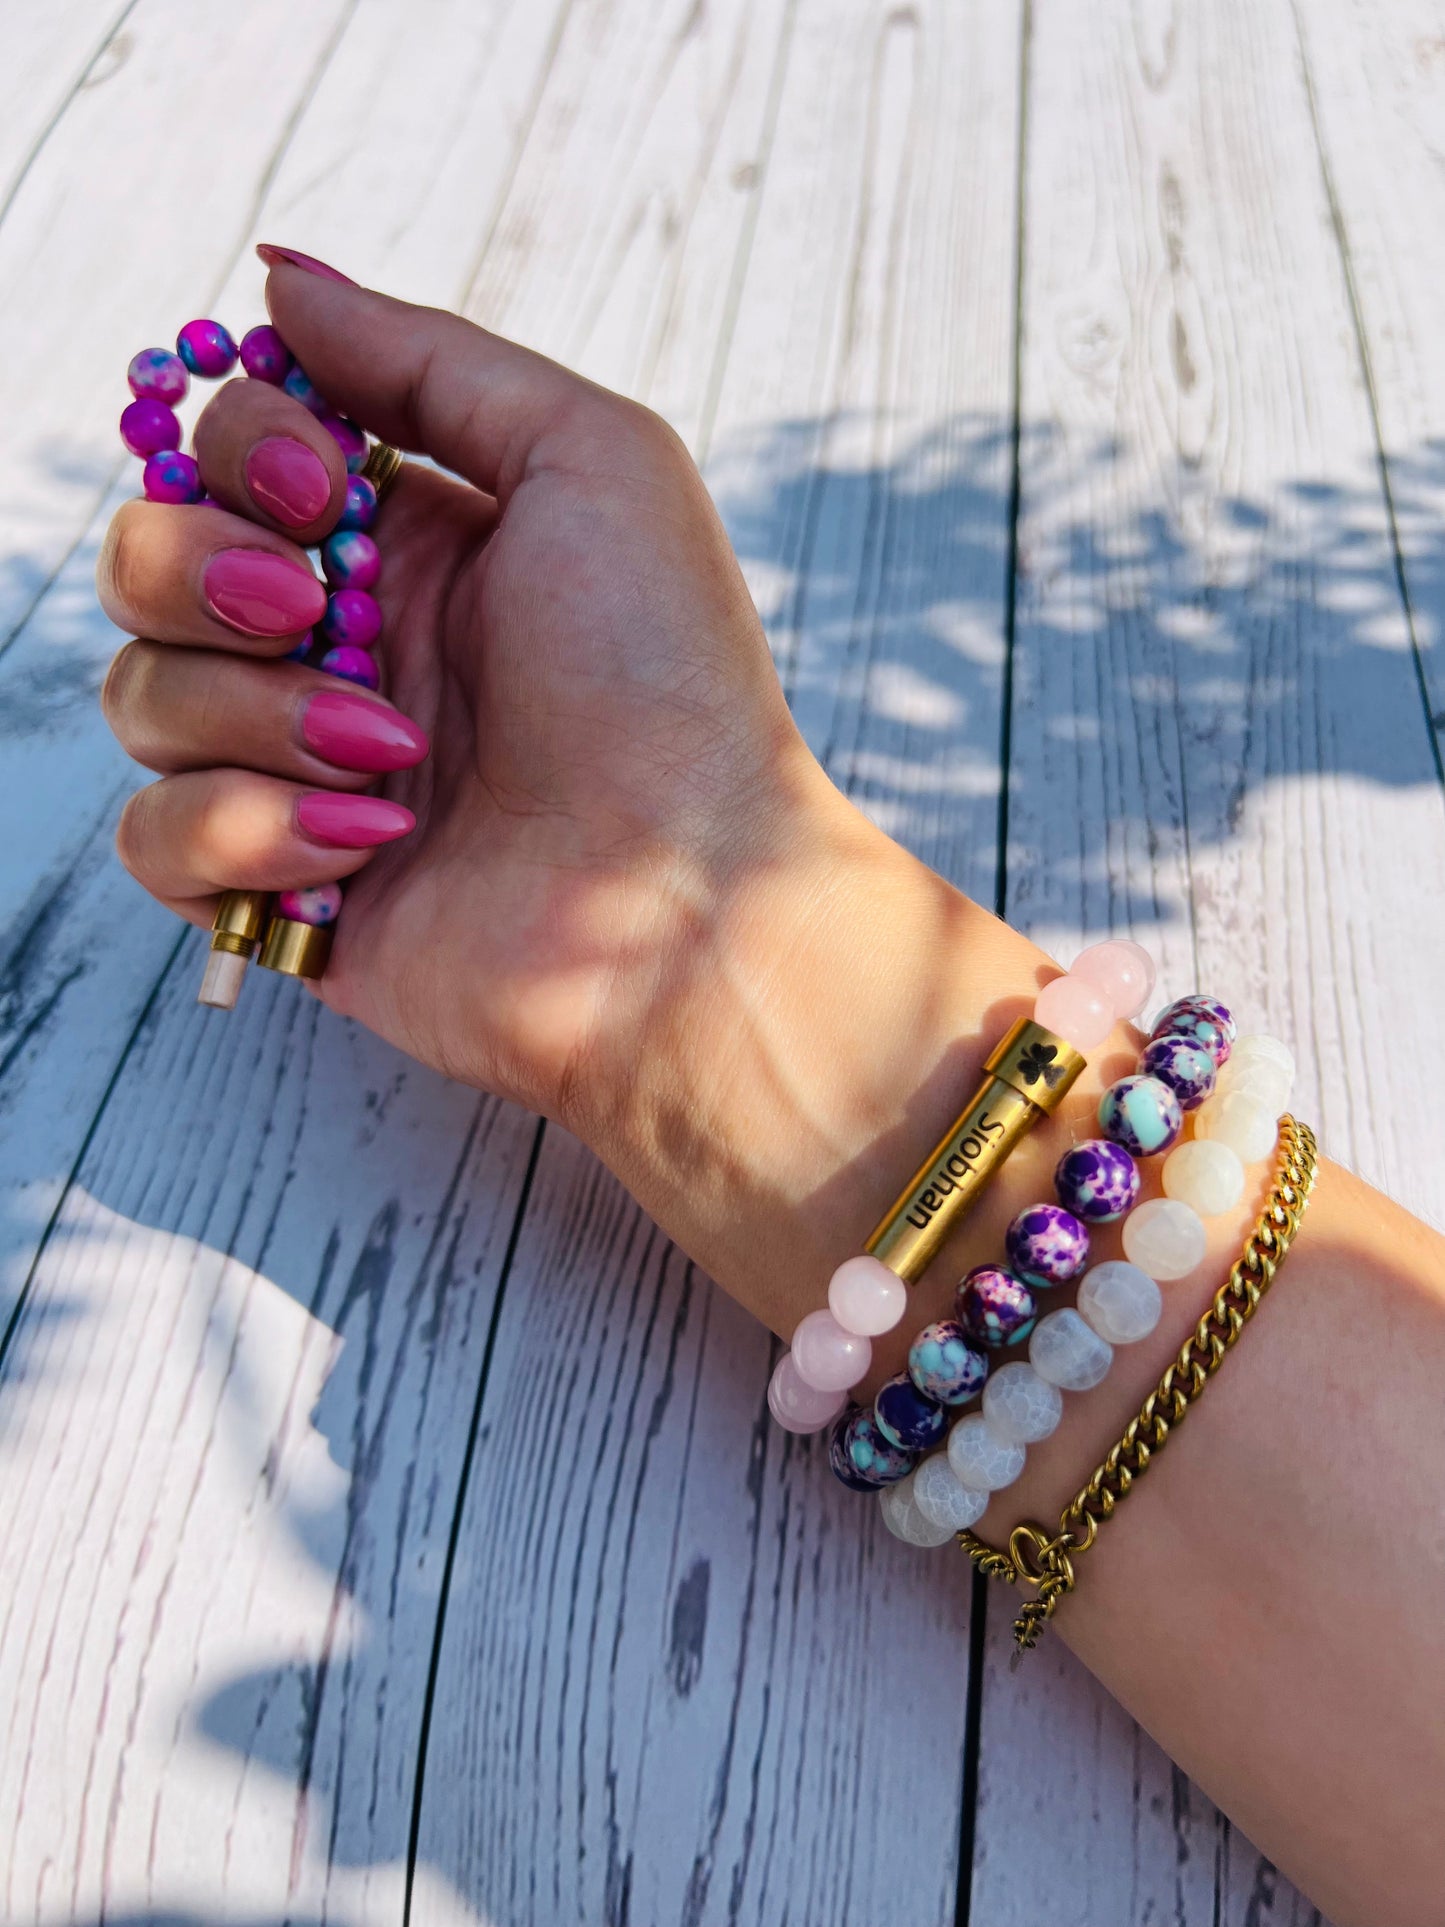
xmin=960 ymin=1114 xmax=1320 ymax=1656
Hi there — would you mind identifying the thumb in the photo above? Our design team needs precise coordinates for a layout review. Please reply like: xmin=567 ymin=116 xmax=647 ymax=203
xmin=259 ymin=249 xmax=611 ymax=500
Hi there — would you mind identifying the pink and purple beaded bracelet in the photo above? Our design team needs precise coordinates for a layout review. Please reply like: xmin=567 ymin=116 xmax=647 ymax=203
xmin=120 ymin=318 xmax=393 ymax=1006
xmin=764 ymin=940 xmax=1297 ymax=1548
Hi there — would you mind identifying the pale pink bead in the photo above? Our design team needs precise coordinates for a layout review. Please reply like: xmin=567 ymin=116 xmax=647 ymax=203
xmin=767 ymin=1353 xmax=846 ymax=1433
xmin=1070 ymin=938 xmax=1156 ymax=1021
xmin=791 ymin=1309 xmax=871 ymax=1392
xmin=827 ymin=1253 xmax=907 ymax=1336
xmin=1034 ymin=973 xmax=1114 ymax=1050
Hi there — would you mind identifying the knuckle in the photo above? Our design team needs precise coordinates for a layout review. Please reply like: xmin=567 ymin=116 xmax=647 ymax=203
xmin=100 ymin=638 xmax=148 ymax=728
xmin=96 ymin=502 xmax=146 ymax=626
xmin=114 ymin=785 xmax=154 ymax=881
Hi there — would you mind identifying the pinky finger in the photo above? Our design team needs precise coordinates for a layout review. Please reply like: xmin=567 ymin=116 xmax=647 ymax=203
xmin=116 ymin=767 xmax=414 ymax=907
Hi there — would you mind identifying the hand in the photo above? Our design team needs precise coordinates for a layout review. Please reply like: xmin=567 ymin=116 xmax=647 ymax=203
xmin=97 ymin=258 xmax=836 ymax=1125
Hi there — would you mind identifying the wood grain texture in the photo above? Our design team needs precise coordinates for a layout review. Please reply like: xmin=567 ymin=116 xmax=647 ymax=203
xmin=973 ymin=2 xmax=1445 ymax=1922
xmin=411 ymin=4 xmax=1023 ymax=1923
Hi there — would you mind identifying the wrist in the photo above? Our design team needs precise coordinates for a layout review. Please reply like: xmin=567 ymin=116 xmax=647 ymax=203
xmin=575 ymin=761 xmax=1073 ymax=1338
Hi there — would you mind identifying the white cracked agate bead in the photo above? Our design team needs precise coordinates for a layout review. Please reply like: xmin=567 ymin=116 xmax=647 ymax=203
xmin=912 ymin=1452 xmax=990 ymax=1531
xmin=1076 ymin=1260 xmax=1161 ymax=1345
xmin=1231 ymin=1033 xmax=1296 ymax=1082
xmin=1162 ymin=1137 xmax=1245 ymax=1218
xmin=878 ymin=1473 xmax=957 ymax=1547
xmin=1194 ymin=1088 xmax=1280 ymax=1165
xmin=1122 ymin=1196 xmax=1208 ymax=1279
xmin=1030 ymin=1306 xmax=1113 ymax=1390
xmin=981 ymin=1361 xmax=1063 ymax=1445
xmin=947 ymin=1412 xmax=1025 ymax=1492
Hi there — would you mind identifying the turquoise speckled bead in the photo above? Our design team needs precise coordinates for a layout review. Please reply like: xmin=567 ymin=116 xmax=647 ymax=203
xmin=1098 ymin=1073 xmax=1183 ymax=1158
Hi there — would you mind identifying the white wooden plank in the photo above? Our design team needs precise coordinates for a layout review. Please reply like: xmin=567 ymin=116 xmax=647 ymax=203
xmin=974 ymin=2 xmax=1445 ymax=1921
xmin=0 ymin=960 xmax=536 ymax=1927
xmin=1291 ymin=0 xmax=1445 ymax=752
xmin=411 ymin=3 xmax=1024 ymax=1921
xmin=0 ymin=0 xmax=135 ymax=219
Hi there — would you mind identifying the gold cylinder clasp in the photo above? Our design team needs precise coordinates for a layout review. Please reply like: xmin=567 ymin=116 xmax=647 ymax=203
xmin=209 ymin=889 xmax=269 ymax=956
xmin=257 ymin=915 xmax=333 ymax=979
xmin=863 ymin=1017 xmax=1085 ymax=1283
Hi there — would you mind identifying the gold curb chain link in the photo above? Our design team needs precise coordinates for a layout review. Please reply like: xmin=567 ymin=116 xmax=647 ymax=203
xmin=959 ymin=1115 xmax=1320 ymax=1655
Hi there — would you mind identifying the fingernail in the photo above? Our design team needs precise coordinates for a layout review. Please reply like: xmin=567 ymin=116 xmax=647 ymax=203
xmin=256 ymin=244 xmax=355 ymax=285
xmin=301 ymin=689 xmax=429 ymax=773
xmin=245 ymin=436 xmax=333 ymax=527
xmin=204 ymin=549 xmax=327 ymax=637
xmin=297 ymin=792 xmax=415 ymax=848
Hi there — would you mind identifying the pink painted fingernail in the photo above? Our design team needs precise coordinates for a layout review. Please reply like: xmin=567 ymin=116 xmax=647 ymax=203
xmin=296 ymin=792 xmax=415 ymax=847
xmin=203 ymin=549 xmax=327 ymax=636
xmin=245 ymin=436 xmax=333 ymax=527
xmin=256 ymin=244 xmax=355 ymax=285
xmin=301 ymin=689 xmax=429 ymax=773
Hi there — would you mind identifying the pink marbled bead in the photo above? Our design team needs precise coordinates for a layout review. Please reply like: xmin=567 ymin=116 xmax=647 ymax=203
xmin=276 ymin=883 xmax=343 ymax=927
xmin=791 ymin=1309 xmax=871 ymax=1393
xmin=319 ymin=644 xmax=380 ymax=689
xmin=767 ymin=1353 xmax=846 ymax=1433
xmin=142 ymin=450 xmax=202 ymax=505
xmin=239 ymin=324 xmax=293 ymax=385
xmin=1071 ymin=938 xmax=1156 ymax=1022
xmin=322 ymin=530 xmax=380 ymax=591
xmin=827 ymin=1253 xmax=907 ymax=1336
xmin=322 ymin=588 xmax=382 ymax=650
xmin=322 ymin=415 xmax=368 ymax=473
xmin=120 ymin=397 xmax=181 ymax=458
xmin=176 ymin=318 xmax=238 ymax=379
xmin=1034 ymin=972 xmax=1114 ymax=1050
xmin=127 ymin=347 xmax=188 ymax=406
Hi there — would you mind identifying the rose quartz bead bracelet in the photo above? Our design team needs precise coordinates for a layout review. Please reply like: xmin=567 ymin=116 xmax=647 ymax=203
xmin=120 ymin=319 xmax=390 ymax=1006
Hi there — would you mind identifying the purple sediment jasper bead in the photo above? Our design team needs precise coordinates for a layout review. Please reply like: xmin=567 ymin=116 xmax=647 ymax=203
xmin=874 ymin=1374 xmax=947 ymax=1452
xmin=907 ymin=1319 xmax=988 ymax=1405
xmin=322 ymin=530 xmax=381 ymax=591
xmin=1004 ymin=1202 xmax=1090 ymax=1288
xmin=176 ymin=318 xmax=238 ymax=378
xmin=1098 ymin=1072 xmax=1184 ymax=1158
xmin=276 ymin=884 xmax=343 ymax=927
xmin=1140 ymin=1034 xmax=1216 ymax=1110
xmin=322 ymin=588 xmax=382 ymax=649
xmin=1151 ymin=994 xmax=1236 ymax=1067
xmin=142 ymin=449 xmax=202 ymax=505
xmin=120 ymin=397 xmax=181 ymax=458
xmin=239 ymin=324 xmax=293 ymax=385
xmin=127 ymin=347 xmax=188 ymax=405
xmin=1054 ymin=1139 xmax=1140 ymax=1222
xmin=828 ymin=1407 xmax=915 ymax=1490
xmin=957 ymin=1265 xmax=1037 ymax=1349
xmin=320 ymin=644 xmax=380 ymax=689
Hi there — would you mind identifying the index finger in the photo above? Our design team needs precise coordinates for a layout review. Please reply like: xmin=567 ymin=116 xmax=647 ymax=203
xmin=193 ymin=374 xmax=349 ymax=541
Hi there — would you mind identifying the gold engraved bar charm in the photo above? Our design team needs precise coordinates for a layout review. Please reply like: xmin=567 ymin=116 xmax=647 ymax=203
xmin=864 ymin=1017 xmax=1087 ymax=1284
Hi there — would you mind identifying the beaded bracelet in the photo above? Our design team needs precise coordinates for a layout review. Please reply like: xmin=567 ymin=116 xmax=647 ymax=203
xmin=120 ymin=322 xmax=399 ymax=1008
xmin=767 ymin=989 xmax=1099 ymax=1439
xmin=961 ymin=1114 xmax=1319 ymax=1654
xmin=878 ymin=983 xmax=1298 ymax=1546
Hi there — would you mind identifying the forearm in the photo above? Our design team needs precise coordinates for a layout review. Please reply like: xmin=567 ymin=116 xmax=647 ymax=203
xmin=581 ymin=773 xmax=1445 ymax=1927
